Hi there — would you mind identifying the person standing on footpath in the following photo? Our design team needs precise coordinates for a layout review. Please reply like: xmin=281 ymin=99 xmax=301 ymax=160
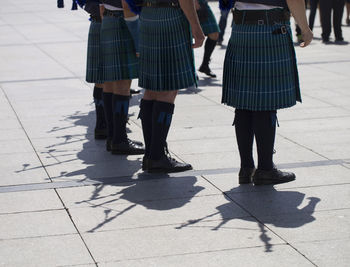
xmin=221 ymin=0 xmax=313 ymax=185
xmin=99 ymin=0 xmax=145 ymax=155
xmin=196 ymin=0 xmax=220 ymax=78
xmin=128 ymin=0 xmax=204 ymax=173
xmin=319 ymin=0 xmax=346 ymax=43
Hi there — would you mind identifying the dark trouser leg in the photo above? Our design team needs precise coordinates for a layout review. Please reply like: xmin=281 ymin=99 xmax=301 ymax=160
xmin=102 ymin=92 xmax=113 ymax=149
xmin=149 ymin=101 xmax=174 ymax=160
xmin=139 ymin=99 xmax=154 ymax=169
xmin=93 ymin=86 xmax=107 ymax=139
xmin=320 ymin=0 xmax=332 ymax=41
xmin=309 ymin=0 xmax=319 ymax=30
xmin=218 ymin=10 xmax=229 ymax=42
xmin=333 ymin=0 xmax=345 ymax=40
xmin=252 ymin=111 xmax=276 ymax=171
xmin=234 ymin=109 xmax=255 ymax=168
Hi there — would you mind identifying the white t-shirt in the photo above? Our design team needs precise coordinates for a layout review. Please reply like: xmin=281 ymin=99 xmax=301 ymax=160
xmin=235 ymin=2 xmax=283 ymax=10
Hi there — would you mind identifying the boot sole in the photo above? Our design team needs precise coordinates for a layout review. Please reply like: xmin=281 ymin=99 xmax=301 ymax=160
xmin=148 ymin=166 xmax=193 ymax=174
xmin=253 ymin=177 xmax=295 ymax=186
xmin=111 ymin=150 xmax=145 ymax=155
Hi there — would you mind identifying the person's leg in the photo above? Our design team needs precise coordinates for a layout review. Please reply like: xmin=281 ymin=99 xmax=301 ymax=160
xmin=93 ymin=83 xmax=107 ymax=139
xmin=102 ymin=83 xmax=114 ymax=151
xmin=234 ymin=109 xmax=255 ymax=184
xmin=309 ymin=0 xmax=318 ymax=30
xmin=346 ymin=0 xmax=350 ymax=24
xmin=199 ymin=32 xmax=219 ymax=78
xmin=141 ymin=90 xmax=192 ymax=173
xmin=109 ymin=80 xmax=144 ymax=154
xmin=251 ymin=111 xmax=295 ymax=185
xmin=333 ymin=0 xmax=345 ymax=41
xmin=319 ymin=0 xmax=332 ymax=42
xmin=218 ymin=9 xmax=229 ymax=44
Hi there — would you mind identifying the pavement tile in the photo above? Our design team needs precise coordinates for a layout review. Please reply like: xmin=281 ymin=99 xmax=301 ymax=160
xmin=0 ymin=210 xmax=76 ymax=239
xmin=57 ymin=176 xmax=219 ymax=208
xmin=0 ymin=45 xmax=73 ymax=82
xmin=0 ymin=189 xmax=63 ymax=214
xmin=99 ymin=244 xmax=314 ymax=267
xmin=227 ymin=184 xmax=350 ymax=217
xmin=0 ymin=235 xmax=94 ymax=266
xmin=0 ymin=152 xmax=50 ymax=186
xmin=261 ymin=209 xmax=350 ymax=244
xmin=83 ymin=219 xmax=285 ymax=263
xmin=65 ymin=194 xmax=249 ymax=233
xmin=294 ymin=239 xmax=350 ymax=267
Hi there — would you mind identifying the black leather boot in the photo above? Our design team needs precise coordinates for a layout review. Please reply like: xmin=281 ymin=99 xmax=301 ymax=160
xmin=148 ymin=101 xmax=192 ymax=173
xmin=111 ymin=94 xmax=144 ymax=155
xmin=139 ymin=99 xmax=154 ymax=171
xmin=198 ymin=37 xmax=217 ymax=78
xmin=93 ymin=87 xmax=107 ymax=140
xmin=253 ymin=168 xmax=295 ymax=185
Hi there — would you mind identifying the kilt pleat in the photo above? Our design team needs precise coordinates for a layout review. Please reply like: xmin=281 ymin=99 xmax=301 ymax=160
xmin=222 ymin=22 xmax=301 ymax=111
xmin=139 ymin=7 xmax=196 ymax=91
xmin=100 ymin=13 xmax=138 ymax=82
xmin=198 ymin=0 xmax=220 ymax=35
xmin=86 ymin=21 xmax=103 ymax=83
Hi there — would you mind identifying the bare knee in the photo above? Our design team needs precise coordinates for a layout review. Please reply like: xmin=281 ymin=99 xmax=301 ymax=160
xmin=208 ymin=32 xmax=219 ymax=41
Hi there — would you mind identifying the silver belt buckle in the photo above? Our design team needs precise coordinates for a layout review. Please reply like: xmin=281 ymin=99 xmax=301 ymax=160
xmin=281 ymin=25 xmax=287 ymax=34
xmin=258 ymin=19 xmax=264 ymax=25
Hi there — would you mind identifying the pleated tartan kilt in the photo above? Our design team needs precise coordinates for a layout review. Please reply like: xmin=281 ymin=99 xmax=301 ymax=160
xmin=198 ymin=0 xmax=220 ymax=35
xmin=222 ymin=22 xmax=301 ymax=111
xmin=138 ymin=7 xmax=196 ymax=91
xmin=86 ymin=21 xmax=104 ymax=84
xmin=100 ymin=12 xmax=138 ymax=82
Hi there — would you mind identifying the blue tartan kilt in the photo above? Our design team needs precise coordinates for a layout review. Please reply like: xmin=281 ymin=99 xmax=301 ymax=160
xmin=222 ymin=22 xmax=301 ymax=111
xmin=100 ymin=12 xmax=138 ymax=82
xmin=198 ymin=0 xmax=220 ymax=35
xmin=86 ymin=21 xmax=104 ymax=84
xmin=138 ymin=7 xmax=196 ymax=91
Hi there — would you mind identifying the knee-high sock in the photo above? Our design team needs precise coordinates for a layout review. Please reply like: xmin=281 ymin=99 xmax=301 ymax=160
xmin=150 ymin=101 xmax=174 ymax=160
xmin=234 ymin=109 xmax=255 ymax=168
xmin=93 ymin=86 xmax=106 ymax=130
xmin=112 ymin=94 xmax=129 ymax=144
xmin=201 ymin=37 xmax=217 ymax=67
xmin=252 ymin=111 xmax=277 ymax=170
xmin=102 ymin=92 xmax=113 ymax=140
xmin=139 ymin=99 xmax=154 ymax=158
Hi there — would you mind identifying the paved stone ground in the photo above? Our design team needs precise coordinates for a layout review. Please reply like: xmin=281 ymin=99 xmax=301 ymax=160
xmin=1 ymin=0 xmax=350 ymax=266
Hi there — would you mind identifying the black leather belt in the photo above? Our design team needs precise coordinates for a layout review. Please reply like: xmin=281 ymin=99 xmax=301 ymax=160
xmin=142 ymin=1 xmax=180 ymax=8
xmin=233 ymin=9 xmax=290 ymax=25
xmin=90 ymin=15 xmax=102 ymax=23
xmin=103 ymin=9 xmax=123 ymax=17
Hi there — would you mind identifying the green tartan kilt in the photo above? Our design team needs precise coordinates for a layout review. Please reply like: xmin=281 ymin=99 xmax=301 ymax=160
xmin=100 ymin=12 xmax=138 ymax=82
xmin=86 ymin=21 xmax=104 ymax=84
xmin=222 ymin=22 xmax=301 ymax=111
xmin=139 ymin=7 xmax=196 ymax=91
xmin=198 ymin=0 xmax=220 ymax=35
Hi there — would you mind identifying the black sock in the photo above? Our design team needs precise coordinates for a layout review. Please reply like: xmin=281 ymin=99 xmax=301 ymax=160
xmin=201 ymin=37 xmax=217 ymax=67
xmin=139 ymin=99 xmax=154 ymax=158
xmin=112 ymin=94 xmax=129 ymax=144
xmin=93 ymin=87 xmax=105 ymax=130
xmin=234 ymin=109 xmax=255 ymax=168
xmin=102 ymin=92 xmax=113 ymax=140
xmin=252 ymin=111 xmax=277 ymax=170
xmin=150 ymin=101 xmax=175 ymax=160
